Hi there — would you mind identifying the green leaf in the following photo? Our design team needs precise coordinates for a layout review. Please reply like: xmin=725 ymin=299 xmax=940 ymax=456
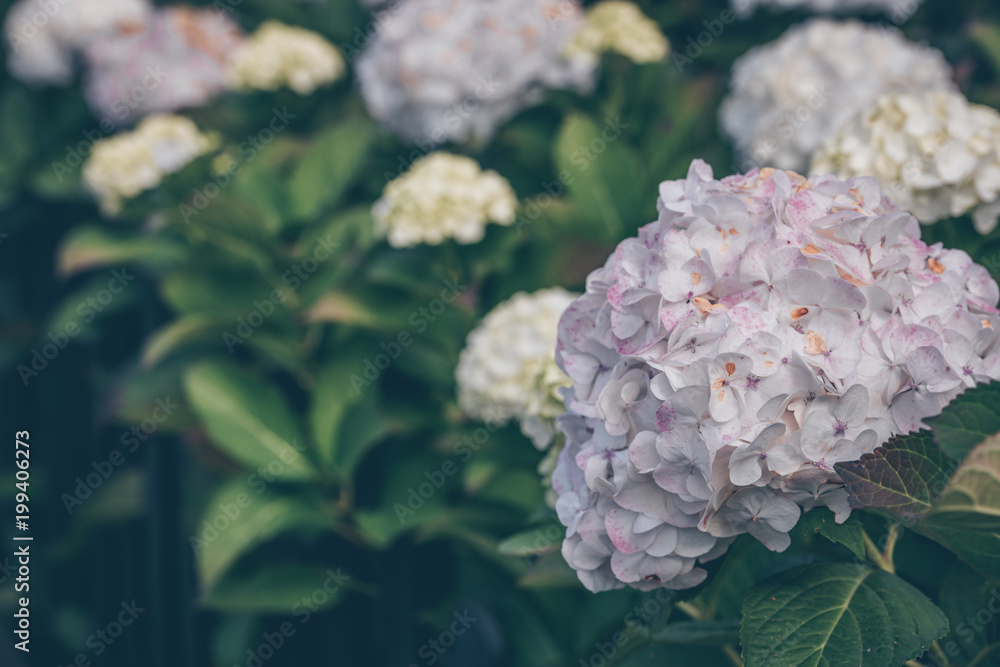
xmin=646 ymin=621 xmax=741 ymax=646
xmin=836 ymin=431 xmax=952 ymax=523
xmin=925 ymin=435 xmax=1000 ymax=533
xmin=937 ymin=561 xmax=999 ymax=663
xmin=741 ymin=563 xmax=949 ymax=667
xmin=310 ymin=340 xmax=388 ymax=476
xmin=141 ymin=316 xmax=230 ymax=368
xmin=498 ymin=524 xmax=563 ymax=557
xmin=795 ymin=507 xmax=866 ymax=559
xmin=518 ymin=552 xmax=580 ymax=589
xmin=183 ymin=362 xmax=316 ymax=479
xmin=553 ymin=113 xmax=645 ymax=240
xmin=57 ymin=226 xmax=186 ymax=276
xmin=287 ymin=119 xmax=375 ymax=221
xmin=927 ymin=382 xmax=1000 ymax=460
xmin=926 ymin=528 xmax=1000 ymax=578
xmin=193 ymin=480 xmax=333 ymax=589
xmin=202 ymin=564 xmax=349 ymax=613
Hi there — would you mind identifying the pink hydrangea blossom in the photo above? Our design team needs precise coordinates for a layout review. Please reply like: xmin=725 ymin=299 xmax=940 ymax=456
xmin=554 ymin=160 xmax=1000 ymax=592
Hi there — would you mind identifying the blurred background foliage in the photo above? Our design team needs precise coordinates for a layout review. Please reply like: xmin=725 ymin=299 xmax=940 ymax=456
xmin=4 ymin=0 xmax=1000 ymax=666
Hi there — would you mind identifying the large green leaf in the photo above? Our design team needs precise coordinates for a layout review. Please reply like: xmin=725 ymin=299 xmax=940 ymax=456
xmin=927 ymin=382 xmax=1000 ymax=460
xmin=836 ymin=431 xmax=952 ymax=522
xmin=937 ymin=561 xmax=1000 ymax=664
xmin=741 ymin=563 xmax=949 ymax=667
xmin=924 ymin=435 xmax=1000 ymax=533
xmin=287 ymin=118 xmax=375 ymax=221
xmin=58 ymin=226 xmax=187 ymax=276
xmin=183 ymin=362 xmax=316 ymax=479
xmin=202 ymin=563 xmax=349 ymax=613
xmin=553 ymin=113 xmax=645 ymax=239
xmin=310 ymin=341 xmax=390 ymax=476
xmin=192 ymin=480 xmax=333 ymax=589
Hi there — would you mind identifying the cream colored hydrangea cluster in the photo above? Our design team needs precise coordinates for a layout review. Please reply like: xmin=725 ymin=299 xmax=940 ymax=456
xmin=3 ymin=0 xmax=149 ymax=84
xmin=373 ymin=153 xmax=517 ymax=247
xmin=720 ymin=19 xmax=953 ymax=172
xmin=812 ymin=90 xmax=1000 ymax=235
xmin=228 ymin=21 xmax=345 ymax=95
xmin=565 ymin=1 xmax=669 ymax=65
xmin=82 ymin=115 xmax=213 ymax=215
xmin=457 ymin=288 xmax=578 ymax=449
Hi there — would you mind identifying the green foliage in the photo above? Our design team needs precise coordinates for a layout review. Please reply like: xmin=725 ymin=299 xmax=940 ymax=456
xmin=741 ymin=563 xmax=949 ymax=667
xmin=927 ymin=383 xmax=1000 ymax=460
xmin=836 ymin=431 xmax=953 ymax=522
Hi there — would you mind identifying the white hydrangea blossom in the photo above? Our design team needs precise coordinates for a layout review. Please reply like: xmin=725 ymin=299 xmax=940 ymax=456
xmin=457 ymin=288 xmax=578 ymax=449
xmin=554 ymin=160 xmax=1000 ymax=592
xmin=720 ymin=19 xmax=953 ymax=173
xmin=812 ymin=90 xmax=1000 ymax=235
xmin=731 ymin=0 xmax=918 ymax=22
xmin=564 ymin=1 xmax=669 ymax=65
xmin=82 ymin=115 xmax=214 ymax=215
xmin=83 ymin=6 xmax=244 ymax=122
xmin=228 ymin=21 xmax=345 ymax=95
xmin=373 ymin=153 xmax=517 ymax=247
xmin=3 ymin=0 xmax=150 ymax=85
xmin=356 ymin=0 xmax=595 ymax=145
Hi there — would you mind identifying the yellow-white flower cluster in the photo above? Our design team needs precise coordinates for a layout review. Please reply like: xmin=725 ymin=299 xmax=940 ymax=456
xmin=813 ymin=90 xmax=1000 ymax=234
xmin=82 ymin=115 xmax=213 ymax=215
xmin=228 ymin=21 xmax=345 ymax=95
xmin=373 ymin=153 xmax=517 ymax=247
xmin=456 ymin=288 xmax=578 ymax=449
xmin=565 ymin=1 xmax=669 ymax=64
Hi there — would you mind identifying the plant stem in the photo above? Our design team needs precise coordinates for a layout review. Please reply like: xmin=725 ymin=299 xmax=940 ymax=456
xmin=882 ymin=523 xmax=901 ymax=565
xmin=722 ymin=645 xmax=744 ymax=667
xmin=931 ymin=640 xmax=950 ymax=666
xmin=862 ymin=531 xmax=894 ymax=573
xmin=675 ymin=602 xmax=742 ymax=666
xmin=675 ymin=601 xmax=703 ymax=620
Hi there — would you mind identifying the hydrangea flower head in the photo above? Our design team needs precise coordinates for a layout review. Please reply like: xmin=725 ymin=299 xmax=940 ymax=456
xmin=564 ymin=1 xmax=669 ymax=65
xmin=82 ymin=114 xmax=214 ymax=214
xmin=83 ymin=6 xmax=244 ymax=121
xmin=373 ymin=153 xmax=517 ymax=247
xmin=554 ymin=159 xmax=1000 ymax=592
xmin=813 ymin=90 xmax=1000 ymax=235
xmin=731 ymin=0 xmax=917 ymax=22
xmin=457 ymin=288 xmax=578 ymax=448
xmin=356 ymin=0 xmax=595 ymax=145
xmin=720 ymin=19 xmax=953 ymax=172
xmin=228 ymin=21 xmax=344 ymax=95
xmin=3 ymin=0 xmax=150 ymax=85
